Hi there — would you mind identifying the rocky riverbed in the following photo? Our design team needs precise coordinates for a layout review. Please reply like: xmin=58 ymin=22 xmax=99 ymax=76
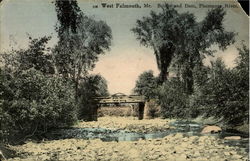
xmin=5 ymin=116 xmax=249 ymax=161
xmin=74 ymin=116 xmax=173 ymax=133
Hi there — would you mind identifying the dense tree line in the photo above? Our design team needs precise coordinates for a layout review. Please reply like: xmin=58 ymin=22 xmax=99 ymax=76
xmin=133 ymin=5 xmax=248 ymax=126
xmin=0 ymin=0 xmax=111 ymax=143
xmin=134 ymin=44 xmax=249 ymax=125
xmin=132 ymin=5 xmax=235 ymax=94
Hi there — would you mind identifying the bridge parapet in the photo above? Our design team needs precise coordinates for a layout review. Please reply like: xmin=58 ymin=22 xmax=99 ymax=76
xmin=93 ymin=95 xmax=146 ymax=120
xmin=94 ymin=95 xmax=145 ymax=104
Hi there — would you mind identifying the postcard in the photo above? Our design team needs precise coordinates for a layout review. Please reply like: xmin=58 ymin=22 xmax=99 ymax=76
xmin=0 ymin=0 xmax=249 ymax=160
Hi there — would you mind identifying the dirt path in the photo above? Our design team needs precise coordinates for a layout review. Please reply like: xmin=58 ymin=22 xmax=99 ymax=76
xmin=7 ymin=117 xmax=248 ymax=161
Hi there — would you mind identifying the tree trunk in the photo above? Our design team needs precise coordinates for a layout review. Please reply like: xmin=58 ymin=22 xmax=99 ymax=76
xmin=157 ymin=44 xmax=174 ymax=84
xmin=184 ymin=55 xmax=195 ymax=95
xmin=185 ymin=67 xmax=194 ymax=95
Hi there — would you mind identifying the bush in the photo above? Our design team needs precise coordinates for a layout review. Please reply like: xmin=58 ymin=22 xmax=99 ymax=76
xmin=134 ymin=70 xmax=158 ymax=100
xmin=144 ymin=100 xmax=161 ymax=119
xmin=0 ymin=68 xmax=77 ymax=142
xmin=157 ymin=78 xmax=190 ymax=119
xmin=191 ymin=55 xmax=249 ymax=125
xmin=199 ymin=59 xmax=249 ymax=124
xmin=77 ymin=74 xmax=109 ymax=121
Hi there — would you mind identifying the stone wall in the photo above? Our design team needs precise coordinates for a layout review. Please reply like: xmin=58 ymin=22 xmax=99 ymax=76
xmin=98 ymin=106 xmax=132 ymax=117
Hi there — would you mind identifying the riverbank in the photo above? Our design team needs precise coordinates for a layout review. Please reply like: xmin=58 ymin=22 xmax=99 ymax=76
xmin=5 ymin=116 xmax=249 ymax=160
xmin=192 ymin=115 xmax=249 ymax=134
xmin=75 ymin=116 xmax=173 ymax=133
xmin=9 ymin=133 xmax=248 ymax=161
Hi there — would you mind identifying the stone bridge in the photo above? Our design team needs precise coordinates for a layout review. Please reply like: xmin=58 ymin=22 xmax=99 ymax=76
xmin=94 ymin=93 xmax=146 ymax=120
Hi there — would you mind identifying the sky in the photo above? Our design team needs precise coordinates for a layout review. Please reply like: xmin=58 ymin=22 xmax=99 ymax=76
xmin=0 ymin=0 xmax=249 ymax=94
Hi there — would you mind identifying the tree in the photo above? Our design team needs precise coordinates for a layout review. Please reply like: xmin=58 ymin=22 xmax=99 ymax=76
xmin=232 ymin=44 xmax=249 ymax=124
xmin=55 ymin=0 xmax=81 ymax=36
xmin=132 ymin=5 xmax=235 ymax=94
xmin=157 ymin=77 xmax=189 ymax=118
xmin=1 ymin=36 xmax=54 ymax=75
xmin=77 ymin=74 xmax=109 ymax=120
xmin=235 ymin=43 xmax=249 ymax=85
xmin=0 ymin=37 xmax=77 ymax=142
xmin=193 ymin=50 xmax=249 ymax=125
xmin=93 ymin=74 xmax=109 ymax=97
xmin=0 ymin=68 xmax=77 ymax=142
xmin=54 ymin=0 xmax=112 ymax=99
xmin=134 ymin=70 xmax=158 ymax=100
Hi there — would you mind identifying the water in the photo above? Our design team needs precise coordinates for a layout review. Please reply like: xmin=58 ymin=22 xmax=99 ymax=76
xmin=47 ymin=120 xmax=249 ymax=152
xmin=170 ymin=120 xmax=249 ymax=152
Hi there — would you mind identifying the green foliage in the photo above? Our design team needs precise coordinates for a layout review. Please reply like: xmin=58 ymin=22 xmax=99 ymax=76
xmin=77 ymin=74 xmax=109 ymax=120
xmin=157 ymin=78 xmax=190 ymax=118
xmin=2 ymin=36 xmax=54 ymax=75
xmin=134 ymin=70 xmax=158 ymax=100
xmin=0 ymin=68 xmax=77 ymax=141
xmin=0 ymin=0 xmax=112 ymax=142
xmin=25 ymin=36 xmax=55 ymax=74
xmin=235 ymin=43 xmax=249 ymax=85
xmin=193 ymin=57 xmax=248 ymax=124
xmin=132 ymin=4 xmax=246 ymax=126
xmin=154 ymin=44 xmax=248 ymax=125
xmin=54 ymin=0 xmax=112 ymax=99
xmin=55 ymin=0 xmax=81 ymax=35
xmin=0 ymin=35 xmax=78 ymax=142
xmin=189 ymin=43 xmax=249 ymax=125
xmin=54 ymin=15 xmax=112 ymax=77
xmin=132 ymin=4 xmax=235 ymax=90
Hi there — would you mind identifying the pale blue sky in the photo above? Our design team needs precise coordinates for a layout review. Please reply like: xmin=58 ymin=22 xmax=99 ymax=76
xmin=0 ymin=0 xmax=248 ymax=94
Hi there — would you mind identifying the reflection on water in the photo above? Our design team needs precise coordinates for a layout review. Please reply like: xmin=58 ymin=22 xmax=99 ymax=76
xmin=47 ymin=120 xmax=249 ymax=153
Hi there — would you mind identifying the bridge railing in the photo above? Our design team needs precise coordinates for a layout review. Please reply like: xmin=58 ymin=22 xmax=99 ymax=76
xmin=94 ymin=95 xmax=145 ymax=104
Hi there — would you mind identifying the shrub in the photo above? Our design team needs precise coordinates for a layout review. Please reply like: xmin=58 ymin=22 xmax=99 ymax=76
xmin=144 ymin=100 xmax=161 ymax=119
xmin=192 ymin=55 xmax=249 ymax=125
xmin=157 ymin=78 xmax=190 ymax=119
xmin=0 ymin=68 xmax=77 ymax=142
xmin=77 ymin=74 xmax=109 ymax=121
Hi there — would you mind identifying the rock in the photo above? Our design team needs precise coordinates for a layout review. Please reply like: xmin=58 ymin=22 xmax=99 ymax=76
xmin=224 ymin=136 xmax=241 ymax=140
xmin=6 ymin=117 xmax=249 ymax=161
xmin=174 ymin=133 xmax=184 ymax=138
xmin=196 ymin=157 xmax=208 ymax=161
xmin=193 ymin=151 xmax=200 ymax=157
xmin=232 ymin=154 xmax=242 ymax=159
xmin=177 ymin=154 xmax=187 ymax=160
xmin=224 ymin=151 xmax=231 ymax=156
xmin=201 ymin=125 xmax=222 ymax=134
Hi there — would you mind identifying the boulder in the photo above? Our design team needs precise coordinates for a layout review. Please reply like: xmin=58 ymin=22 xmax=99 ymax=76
xmin=201 ymin=125 xmax=222 ymax=134
xmin=224 ymin=136 xmax=241 ymax=140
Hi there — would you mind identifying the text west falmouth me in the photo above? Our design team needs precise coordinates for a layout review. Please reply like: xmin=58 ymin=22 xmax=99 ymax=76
xmin=101 ymin=3 xmax=142 ymax=8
